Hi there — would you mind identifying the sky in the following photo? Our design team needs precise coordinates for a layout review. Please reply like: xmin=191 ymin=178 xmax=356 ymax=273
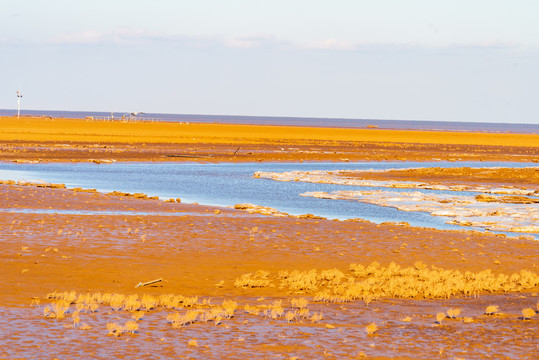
xmin=1 ymin=1 xmax=538 ymax=124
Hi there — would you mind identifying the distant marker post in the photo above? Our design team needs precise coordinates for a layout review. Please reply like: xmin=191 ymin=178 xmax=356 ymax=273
xmin=17 ymin=91 xmax=23 ymax=119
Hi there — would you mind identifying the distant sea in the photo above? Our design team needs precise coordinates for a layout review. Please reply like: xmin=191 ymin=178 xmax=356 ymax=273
xmin=1 ymin=109 xmax=537 ymax=134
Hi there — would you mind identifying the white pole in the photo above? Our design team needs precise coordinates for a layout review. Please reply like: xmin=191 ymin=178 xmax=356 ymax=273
xmin=17 ymin=91 xmax=22 ymax=119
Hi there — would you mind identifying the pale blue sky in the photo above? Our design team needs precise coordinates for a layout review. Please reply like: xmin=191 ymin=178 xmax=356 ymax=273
xmin=1 ymin=1 xmax=538 ymax=123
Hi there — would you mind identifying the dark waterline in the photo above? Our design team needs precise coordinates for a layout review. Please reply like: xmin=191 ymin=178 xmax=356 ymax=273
xmin=1 ymin=109 xmax=537 ymax=134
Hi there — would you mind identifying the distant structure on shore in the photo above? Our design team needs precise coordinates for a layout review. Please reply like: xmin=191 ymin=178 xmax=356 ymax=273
xmin=17 ymin=91 xmax=23 ymax=119
xmin=0 ymin=108 xmax=537 ymax=134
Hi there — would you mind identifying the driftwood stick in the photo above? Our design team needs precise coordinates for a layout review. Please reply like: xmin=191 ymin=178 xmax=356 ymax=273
xmin=135 ymin=278 xmax=163 ymax=288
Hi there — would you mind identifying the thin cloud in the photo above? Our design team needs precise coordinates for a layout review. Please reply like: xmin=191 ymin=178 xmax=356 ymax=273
xmin=303 ymin=38 xmax=526 ymax=53
xmin=447 ymin=40 xmax=519 ymax=50
xmin=34 ymin=28 xmax=530 ymax=53
xmin=224 ymin=35 xmax=277 ymax=49
xmin=304 ymin=39 xmax=358 ymax=51
xmin=47 ymin=27 xmax=175 ymax=45
xmin=49 ymin=30 xmax=104 ymax=44
xmin=46 ymin=28 xmax=284 ymax=50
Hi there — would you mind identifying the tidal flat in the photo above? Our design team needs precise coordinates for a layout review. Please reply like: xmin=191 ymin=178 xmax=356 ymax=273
xmin=0 ymin=116 xmax=538 ymax=359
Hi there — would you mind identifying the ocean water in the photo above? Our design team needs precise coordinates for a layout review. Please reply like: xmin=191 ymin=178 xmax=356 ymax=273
xmin=1 ymin=109 xmax=537 ymax=133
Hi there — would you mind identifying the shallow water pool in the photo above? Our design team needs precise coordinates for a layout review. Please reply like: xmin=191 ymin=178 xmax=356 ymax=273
xmin=0 ymin=161 xmax=536 ymax=238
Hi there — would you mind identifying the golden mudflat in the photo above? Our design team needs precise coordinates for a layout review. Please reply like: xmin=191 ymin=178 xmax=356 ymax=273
xmin=1 ymin=116 xmax=538 ymax=162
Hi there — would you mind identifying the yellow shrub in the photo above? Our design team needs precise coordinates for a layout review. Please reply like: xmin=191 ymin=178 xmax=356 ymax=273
xmin=365 ymin=322 xmax=378 ymax=335
xmin=522 ymin=308 xmax=536 ymax=320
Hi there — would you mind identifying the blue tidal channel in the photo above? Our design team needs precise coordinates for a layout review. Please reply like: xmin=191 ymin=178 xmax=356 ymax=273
xmin=0 ymin=161 xmax=536 ymax=238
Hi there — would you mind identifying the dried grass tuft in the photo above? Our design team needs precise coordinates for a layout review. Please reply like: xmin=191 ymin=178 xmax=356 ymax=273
xmin=141 ymin=294 xmax=158 ymax=311
xmin=222 ymin=299 xmax=237 ymax=319
xmin=238 ymin=262 xmax=539 ymax=303
xmin=106 ymin=322 xmax=123 ymax=337
xmin=484 ymin=305 xmax=499 ymax=315
xmin=188 ymin=339 xmax=198 ymax=347
xmin=310 ymin=312 xmax=323 ymax=323
xmin=446 ymin=308 xmax=461 ymax=319
xmin=521 ymin=308 xmax=536 ymax=320
xmin=291 ymin=297 xmax=308 ymax=309
xmin=234 ymin=270 xmax=271 ymax=288
xmin=436 ymin=312 xmax=446 ymax=324
xmin=131 ymin=310 xmax=145 ymax=321
xmin=124 ymin=320 xmax=139 ymax=334
xmin=244 ymin=305 xmax=260 ymax=316
xmin=365 ymin=322 xmax=378 ymax=335
xmin=285 ymin=311 xmax=297 ymax=323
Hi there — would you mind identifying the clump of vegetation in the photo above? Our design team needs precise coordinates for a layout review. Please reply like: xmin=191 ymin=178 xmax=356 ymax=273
xmin=141 ymin=294 xmax=158 ymax=311
xmin=106 ymin=320 xmax=139 ymax=336
xmin=188 ymin=339 xmax=198 ymax=347
xmin=167 ymin=309 xmax=199 ymax=328
xmin=310 ymin=312 xmax=323 ymax=323
xmin=43 ymin=300 xmax=70 ymax=319
xmin=484 ymin=305 xmax=499 ymax=315
xmin=222 ymin=299 xmax=238 ymax=319
xmin=110 ymin=294 xmax=127 ymax=311
xmin=270 ymin=304 xmax=284 ymax=319
xmin=157 ymin=294 xmax=198 ymax=309
xmin=291 ymin=297 xmax=308 ymax=309
xmin=436 ymin=312 xmax=446 ymax=325
xmin=131 ymin=310 xmax=145 ymax=321
xmin=278 ymin=269 xmax=320 ymax=292
xmin=521 ymin=308 xmax=536 ymax=320
xmin=446 ymin=308 xmax=461 ymax=319
xmin=234 ymin=261 xmax=539 ymax=303
xmin=71 ymin=311 xmax=80 ymax=328
xmin=47 ymin=291 xmax=77 ymax=304
xmin=201 ymin=307 xmax=224 ymax=323
xmin=123 ymin=320 xmax=139 ymax=334
xmin=285 ymin=311 xmax=296 ymax=322
xmin=244 ymin=305 xmax=260 ymax=316
xmin=365 ymin=322 xmax=378 ymax=335
xmin=45 ymin=291 xmax=204 ymax=314
xmin=124 ymin=295 xmax=141 ymax=312
xmin=234 ymin=270 xmax=271 ymax=288
xmin=106 ymin=322 xmax=124 ymax=337
xmin=296 ymin=308 xmax=310 ymax=319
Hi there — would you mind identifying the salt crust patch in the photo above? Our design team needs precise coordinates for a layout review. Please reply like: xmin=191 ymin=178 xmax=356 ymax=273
xmin=255 ymin=169 xmax=538 ymax=234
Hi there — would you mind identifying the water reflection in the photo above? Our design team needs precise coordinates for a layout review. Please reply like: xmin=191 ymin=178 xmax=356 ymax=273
xmin=0 ymin=161 xmax=536 ymax=238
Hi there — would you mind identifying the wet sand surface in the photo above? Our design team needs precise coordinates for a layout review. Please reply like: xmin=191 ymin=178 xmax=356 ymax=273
xmin=1 ymin=116 xmax=538 ymax=358
xmin=1 ymin=183 xmax=538 ymax=359
xmin=338 ymin=167 xmax=539 ymax=191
